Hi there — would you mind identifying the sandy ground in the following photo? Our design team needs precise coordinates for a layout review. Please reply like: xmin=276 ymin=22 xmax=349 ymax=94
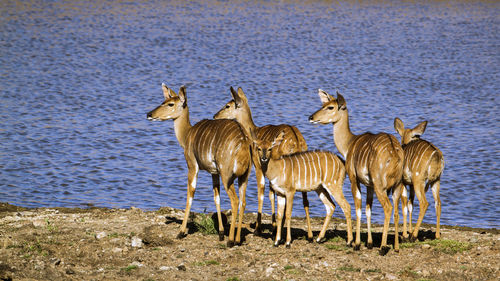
xmin=0 ymin=202 xmax=498 ymax=281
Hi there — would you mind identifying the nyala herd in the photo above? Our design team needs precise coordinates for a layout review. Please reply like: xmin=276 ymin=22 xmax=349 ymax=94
xmin=147 ymin=83 xmax=444 ymax=256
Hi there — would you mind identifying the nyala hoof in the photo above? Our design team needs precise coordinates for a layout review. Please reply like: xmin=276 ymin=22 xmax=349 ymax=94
xmin=401 ymin=236 xmax=410 ymax=243
xmin=218 ymin=232 xmax=224 ymax=241
xmin=353 ymin=244 xmax=361 ymax=251
xmin=316 ymin=237 xmax=327 ymax=244
xmin=285 ymin=243 xmax=291 ymax=248
xmin=409 ymin=235 xmax=417 ymax=243
xmin=366 ymin=242 xmax=373 ymax=249
xmin=254 ymin=227 xmax=262 ymax=236
xmin=273 ymin=242 xmax=279 ymax=247
xmin=176 ymin=232 xmax=187 ymax=239
xmin=227 ymin=240 xmax=235 ymax=248
xmin=347 ymin=240 xmax=354 ymax=248
xmin=379 ymin=246 xmax=390 ymax=256
xmin=307 ymin=237 xmax=314 ymax=243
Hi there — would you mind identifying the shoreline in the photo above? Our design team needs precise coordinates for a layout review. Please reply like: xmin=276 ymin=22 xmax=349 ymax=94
xmin=1 ymin=202 xmax=499 ymax=280
xmin=1 ymin=202 xmax=498 ymax=233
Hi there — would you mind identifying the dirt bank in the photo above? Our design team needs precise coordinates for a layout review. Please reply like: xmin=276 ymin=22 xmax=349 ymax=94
xmin=0 ymin=203 xmax=498 ymax=280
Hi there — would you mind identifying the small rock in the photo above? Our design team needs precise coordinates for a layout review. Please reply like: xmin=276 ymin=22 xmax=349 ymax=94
xmin=33 ymin=220 xmax=46 ymax=228
xmin=130 ymin=261 xmax=144 ymax=267
xmin=65 ymin=268 xmax=75 ymax=275
xmin=265 ymin=266 xmax=274 ymax=277
xmin=159 ymin=266 xmax=173 ymax=271
xmin=384 ymin=273 xmax=398 ymax=280
xmin=112 ymin=247 xmax=123 ymax=253
xmin=50 ymin=258 xmax=61 ymax=266
xmin=96 ymin=232 xmax=107 ymax=240
xmin=177 ymin=264 xmax=186 ymax=271
xmin=110 ymin=238 xmax=121 ymax=244
xmin=131 ymin=236 xmax=143 ymax=248
xmin=422 ymin=244 xmax=431 ymax=249
xmin=422 ymin=269 xmax=430 ymax=277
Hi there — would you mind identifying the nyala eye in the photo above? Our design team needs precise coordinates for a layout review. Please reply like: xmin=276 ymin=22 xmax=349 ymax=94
xmin=168 ymin=103 xmax=174 ymax=107
xmin=327 ymin=106 xmax=334 ymax=110
xmin=225 ymin=105 xmax=231 ymax=108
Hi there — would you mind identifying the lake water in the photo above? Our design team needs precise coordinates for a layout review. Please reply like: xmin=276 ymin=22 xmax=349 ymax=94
xmin=1 ymin=0 xmax=499 ymax=228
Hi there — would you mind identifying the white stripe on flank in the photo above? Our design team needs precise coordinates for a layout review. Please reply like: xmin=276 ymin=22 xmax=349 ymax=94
xmin=297 ymin=155 xmax=301 ymax=189
xmin=306 ymin=153 xmax=313 ymax=188
xmin=312 ymin=153 xmax=318 ymax=185
xmin=315 ymin=153 xmax=322 ymax=182
xmin=329 ymin=154 xmax=335 ymax=182
xmin=320 ymin=154 xmax=327 ymax=182
xmin=415 ymin=142 xmax=432 ymax=170
xmin=300 ymin=154 xmax=306 ymax=188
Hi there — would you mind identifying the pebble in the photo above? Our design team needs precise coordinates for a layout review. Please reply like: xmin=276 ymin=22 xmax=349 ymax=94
xmin=33 ymin=220 xmax=46 ymax=228
xmin=96 ymin=232 xmax=107 ymax=240
xmin=112 ymin=247 xmax=123 ymax=253
xmin=265 ymin=263 xmax=278 ymax=277
xmin=159 ymin=266 xmax=174 ymax=271
xmin=177 ymin=264 xmax=186 ymax=271
xmin=50 ymin=258 xmax=61 ymax=266
xmin=131 ymin=236 xmax=143 ymax=248
xmin=130 ymin=261 xmax=144 ymax=267
xmin=384 ymin=273 xmax=398 ymax=280
xmin=422 ymin=244 xmax=431 ymax=249
xmin=265 ymin=266 xmax=274 ymax=277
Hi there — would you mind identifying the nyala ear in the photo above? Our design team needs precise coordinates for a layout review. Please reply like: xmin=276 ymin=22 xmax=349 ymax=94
xmin=318 ymin=89 xmax=334 ymax=104
xmin=394 ymin=117 xmax=405 ymax=137
xmin=162 ymin=83 xmax=177 ymax=99
xmin=412 ymin=121 xmax=428 ymax=137
xmin=230 ymin=87 xmax=247 ymax=108
xmin=178 ymin=85 xmax=187 ymax=108
xmin=230 ymin=86 xmax=240 ymax=108
xmin=336 ymin=91 xmax=346 ymax=110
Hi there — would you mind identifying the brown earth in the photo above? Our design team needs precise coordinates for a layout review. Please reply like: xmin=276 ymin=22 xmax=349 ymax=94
xmin=0 ymin=202 xmax=498 ymax=281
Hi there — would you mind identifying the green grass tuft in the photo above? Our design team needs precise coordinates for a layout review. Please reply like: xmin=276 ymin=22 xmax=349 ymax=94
xmin=337 ymin=266 xmax=361 ymax=272
xmin=122 ymin=265 xmax=138 ymax=272
xmin=426 ymin=239 xmax=472 ymax=254
xmin=401 ymin=239 xmax=471 ymax=254
xmin=194 ymin=213 xmax=218 ymax=235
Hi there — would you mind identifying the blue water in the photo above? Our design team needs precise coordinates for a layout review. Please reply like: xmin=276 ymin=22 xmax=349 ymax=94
xmin=1 ymin=1 xmax=499 ymax=228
